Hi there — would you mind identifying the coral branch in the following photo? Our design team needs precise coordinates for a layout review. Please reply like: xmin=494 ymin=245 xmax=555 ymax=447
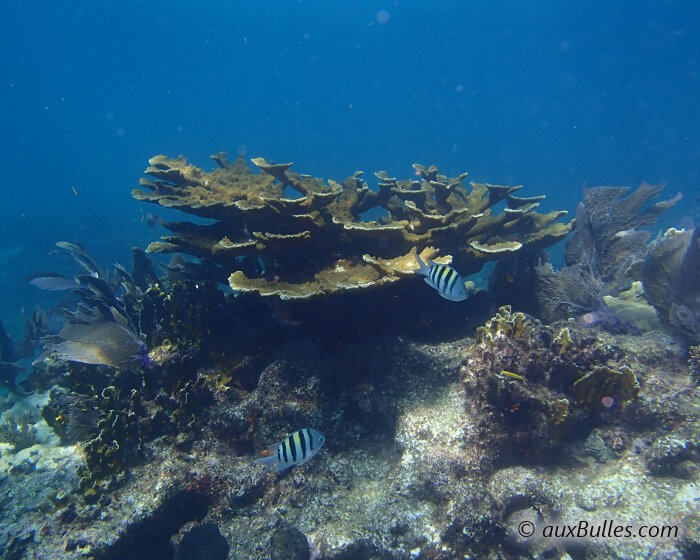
xmin=133 ymin=153 xmax=571 ymax=298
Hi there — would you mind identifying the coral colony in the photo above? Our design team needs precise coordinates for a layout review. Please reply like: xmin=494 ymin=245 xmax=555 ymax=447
xmin=133 ymin=153 xmax=571 ymax=297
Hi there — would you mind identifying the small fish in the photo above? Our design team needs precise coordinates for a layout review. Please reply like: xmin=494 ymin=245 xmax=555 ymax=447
xmin=26 ymin=272 xmax=77 ymax=291
xmin=415 ymin=254 xmax=470 ymax=301
xmin=33 ymin=314 xmax=150 ymax=371
xmin=500 ymin=370 xmax=525 ymax=381
xmin=254 ymin=428 xmax=325 ymax=473
xmin=72 ymin=186 xmax=78 ymax=196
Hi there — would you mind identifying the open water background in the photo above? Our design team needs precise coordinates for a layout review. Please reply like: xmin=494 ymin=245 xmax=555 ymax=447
xmin=2 ymin=0 xmax=699 ymax=336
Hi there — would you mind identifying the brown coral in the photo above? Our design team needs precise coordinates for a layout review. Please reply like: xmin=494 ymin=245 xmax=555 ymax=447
xmin=133 ymin=153 xmax=571 ymax=299
xmin=573 ymin=365 xmax=640 ymax=408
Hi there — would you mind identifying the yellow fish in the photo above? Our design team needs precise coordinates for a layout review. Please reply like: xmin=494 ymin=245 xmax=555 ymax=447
xmin=500 ymin=370 xmax=525 ymax=382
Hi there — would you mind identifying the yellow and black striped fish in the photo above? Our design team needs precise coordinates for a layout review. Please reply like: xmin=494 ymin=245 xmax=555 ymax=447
xmin=415 ymin=254 xmax=470 ymax=301
xmin=254 ymin=428 xmax=325 ymax=473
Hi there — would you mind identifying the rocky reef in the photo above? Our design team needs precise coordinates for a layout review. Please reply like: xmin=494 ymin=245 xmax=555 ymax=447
xmin=133 ymin=153 xmax=571 ymax=298
xmin=462 ymin=306 xmax=645 ymax=466
xmin=1 ymin=309 xmax=698 ymax=560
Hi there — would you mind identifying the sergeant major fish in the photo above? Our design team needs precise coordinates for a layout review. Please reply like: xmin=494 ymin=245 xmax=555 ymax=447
xmin=415 ymin=254 xmax=470 ymax=301
xmin=254 ymin=428 xmax=325 ymax=473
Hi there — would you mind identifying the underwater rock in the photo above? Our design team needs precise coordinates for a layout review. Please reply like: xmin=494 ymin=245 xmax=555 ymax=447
xmin=583 ymin=428 xmax=615 ymax=464
xmin=647 ymin=431 xmax=700 ymax=478
xmin=0 ymin=443 xmax=83 ymax=556
xmin=173 ymin=523 xmax=229 ymax=560
xmin=489 ymin=458 xmax=697 ymax=559
xmin=133 ymin=153 xmax=571 ymax=298
xmin=270 ymin=525 xmax=309 ymax=560
xmin=0 ymin=326 xmax=697 ymax=559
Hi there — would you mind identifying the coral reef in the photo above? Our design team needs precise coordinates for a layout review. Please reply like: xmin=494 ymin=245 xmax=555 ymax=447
xmin=533 ymin=184 xmax=679 ymax=324
xmin=0 ymin=325 xmax=696 ymax=560
xmin=133 ymin=153 xmax=571 ymax=298
xmin=602 ymin=280 xmax=662 ymax=333
xmin=35 ymin=310 xmax=149 ymax=371
xmin=566 ymin=184 xmax=680 ymax=284
xmin=534 ymin=259 xmax=605 ymax=323
xmin=30 ymin=242 xmax=152 ymax=372
xmin=629 ymin=226 xmax=700 ymax=344
xmin=462 ymin=306 xmax=645 ymax=465
xmin=1 ymin=171 xmax=697 ymax=560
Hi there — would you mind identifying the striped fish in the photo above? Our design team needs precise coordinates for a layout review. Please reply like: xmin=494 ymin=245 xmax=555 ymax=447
xmin=254 ymin=428 xmax=325 ymax=473
xmin=415 ymin=254 xmax=470 ymax=301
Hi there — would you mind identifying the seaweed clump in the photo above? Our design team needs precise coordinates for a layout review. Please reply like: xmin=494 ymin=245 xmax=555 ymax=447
xmin=133 ymin=153 xmax=571 ymax=299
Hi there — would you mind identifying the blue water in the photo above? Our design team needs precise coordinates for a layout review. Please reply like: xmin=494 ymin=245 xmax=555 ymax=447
xmin=2 ymin=1 xmax=699 ymax=336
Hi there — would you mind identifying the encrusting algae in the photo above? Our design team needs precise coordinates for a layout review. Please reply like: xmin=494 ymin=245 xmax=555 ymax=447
xmin=133 ymin=153 xmax=571 ymax=299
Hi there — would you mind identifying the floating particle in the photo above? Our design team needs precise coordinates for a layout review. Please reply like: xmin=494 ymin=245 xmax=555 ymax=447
xmin=581 ymin=312 xmax=596 ymax=325
xmin=376 ymin=10 xmax=390 ymax=24
xmin=601 ymin=396 xmax=614 ymax=408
